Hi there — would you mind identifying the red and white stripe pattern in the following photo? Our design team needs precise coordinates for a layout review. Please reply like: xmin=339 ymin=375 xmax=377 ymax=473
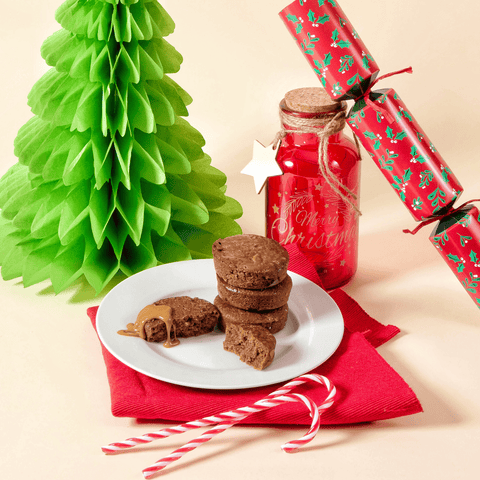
xmin=102 ymin=374 xmax=335 ymax=454
xmin=142 ymin=393 xmax=321 ymax=478
xmin=101 ymin=374 xmax=336 ymax=477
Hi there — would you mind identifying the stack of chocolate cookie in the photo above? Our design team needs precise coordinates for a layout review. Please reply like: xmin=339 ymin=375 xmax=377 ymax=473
xmin=212 ymin=234 xmax=292 ymax=369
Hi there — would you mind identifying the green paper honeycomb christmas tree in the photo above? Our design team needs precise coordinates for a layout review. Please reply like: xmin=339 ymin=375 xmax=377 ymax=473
xmin=0 ymin=0 xmax=242 ymax=294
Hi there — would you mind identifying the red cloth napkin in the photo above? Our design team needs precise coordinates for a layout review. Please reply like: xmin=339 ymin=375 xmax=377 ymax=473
xmin=89 ymin=244 xmax=422 ymax=425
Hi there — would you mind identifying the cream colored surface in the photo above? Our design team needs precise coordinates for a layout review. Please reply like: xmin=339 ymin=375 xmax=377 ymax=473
xmin=1 ymin=0 xmax=479 ymax=478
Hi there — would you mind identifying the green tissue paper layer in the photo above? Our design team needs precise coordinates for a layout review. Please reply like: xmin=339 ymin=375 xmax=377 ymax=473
xmin=0 ymin=0 xmax=242 ymax=294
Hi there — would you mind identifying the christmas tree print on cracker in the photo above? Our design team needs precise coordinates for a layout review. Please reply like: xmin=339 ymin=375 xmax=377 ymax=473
xmin=0 ymin=0 xmax=242 ymax=294
xmin=280 ymin=0 xmax=380 ymax=100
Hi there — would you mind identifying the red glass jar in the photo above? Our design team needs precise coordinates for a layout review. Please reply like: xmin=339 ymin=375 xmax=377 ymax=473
xmin=266 ymin=88 xmax=361 ymax=290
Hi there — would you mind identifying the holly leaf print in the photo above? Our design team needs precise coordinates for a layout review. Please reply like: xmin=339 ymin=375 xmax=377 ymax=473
xmin=448 ymin=254 xmax=461 ymax=263
xmin=314 ymin=55 xmax=331 ymax=76
xmin=338 ymin=39 xmax=352 ymax=48
xmin=411 ymin=144 xmax=428 ymax=164
xmin=386 ymin=126 xmax=394 ymax=139
xmin=470 ymin=250 xmax=479 ymax=264
xmin=287 ymin=14 xmax=299 ymax=23
xmin=317 ymin=14 xmax=330 ymax=24
xmin=373 ymin=140 xmax=381 ymax=150
xmin=328 ymin=0 xmax=337 ymax=6
xmin=362 ymin=53 xmax=374 ymax=69
xmin=412 ymin=197 xmax=423 ymax=210
xmin=331 ymin=82 xmax=343 ymax=96
xmin=313 ymin=61 xmax=322 ymax=75
xmin=331 ymin=28 xmax=351 ymax=49
xmin=363 ymin=131 xmax=376 ymax=139
xmin=446 ymin=253 xmax=467 ymax=273
xmin=396 ymin=131 xmax=407 ymax=141
xmin=308 ymin=10 xmax=316 ymax=22
xmin=296 ymin=23 xmax=303 ymax=34
xmin=442 ymin=167 xmax=452 ymax=183
xmin=396 ymin=109 xmax=414 ymax=123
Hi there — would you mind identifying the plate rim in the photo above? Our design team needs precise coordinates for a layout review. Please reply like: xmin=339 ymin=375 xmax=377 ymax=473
xmin=96 ymin=259 xmax=344 ymax=390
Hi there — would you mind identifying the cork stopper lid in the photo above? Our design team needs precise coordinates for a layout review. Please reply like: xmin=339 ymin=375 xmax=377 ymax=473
xmin=284 ymin=87 xmax=346 ymax=113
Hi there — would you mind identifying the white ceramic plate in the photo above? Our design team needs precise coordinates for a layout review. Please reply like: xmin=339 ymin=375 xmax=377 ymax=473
xmin=97 ymin=259 xmax=344 ymax=390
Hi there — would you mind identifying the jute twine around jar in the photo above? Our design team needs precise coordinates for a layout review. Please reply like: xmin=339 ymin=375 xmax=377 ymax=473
xmin=273 ymin=88 xmax=362 ymax=216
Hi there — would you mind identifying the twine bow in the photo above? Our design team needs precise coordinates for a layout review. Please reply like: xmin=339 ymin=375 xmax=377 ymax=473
xmin=273 ymin=106 xmax=362 ymax=216
xmin=271 ymin=67 xmax=414 ymax=217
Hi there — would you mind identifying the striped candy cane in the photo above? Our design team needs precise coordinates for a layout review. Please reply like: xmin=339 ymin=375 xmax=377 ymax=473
xmin=142 ymin=393 xmax=321 ymax=479
xmin=102 ymin=374 xmax=335 ymax=454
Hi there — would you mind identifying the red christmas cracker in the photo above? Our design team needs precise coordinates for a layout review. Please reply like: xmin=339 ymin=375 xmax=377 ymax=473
xmin=278 ymin=0 xmax=478 ymax=308
xmin=348 ymin=88 xmax=463 ymax=221
xmin=102 ymin=374 xmax=336 ymax=476
xmin=279 ymin=1 xmax=463 ymax=223
xmin=280 ymin=0 xmax=380 ymax=101
xmin=430 ymin=205 xmax=480 ymax=307
xmin=404 ymin=203 xmax=480 ymax=309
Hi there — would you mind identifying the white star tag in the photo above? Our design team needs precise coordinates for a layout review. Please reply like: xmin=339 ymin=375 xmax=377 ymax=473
xmin=241 ymin=140 xmax=284 ymax=194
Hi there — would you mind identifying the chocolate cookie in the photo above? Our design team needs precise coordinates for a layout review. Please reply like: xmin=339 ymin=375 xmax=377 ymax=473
xmin=223 ymin=323 xmax=276 ymax=370
xmin=217 ymin=274 xmax=292 ymax=311
xmin=214 ymin=296 xmax=288 ymax=334
xmin=144 ymin=296 xmax=220 ymax=343
xmin=212 ymin=234 xmax=289 ymax=289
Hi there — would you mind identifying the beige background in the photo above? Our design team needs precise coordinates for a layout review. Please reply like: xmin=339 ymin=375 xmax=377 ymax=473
xmin=1 ymin=0 xmax=480 ymax=478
